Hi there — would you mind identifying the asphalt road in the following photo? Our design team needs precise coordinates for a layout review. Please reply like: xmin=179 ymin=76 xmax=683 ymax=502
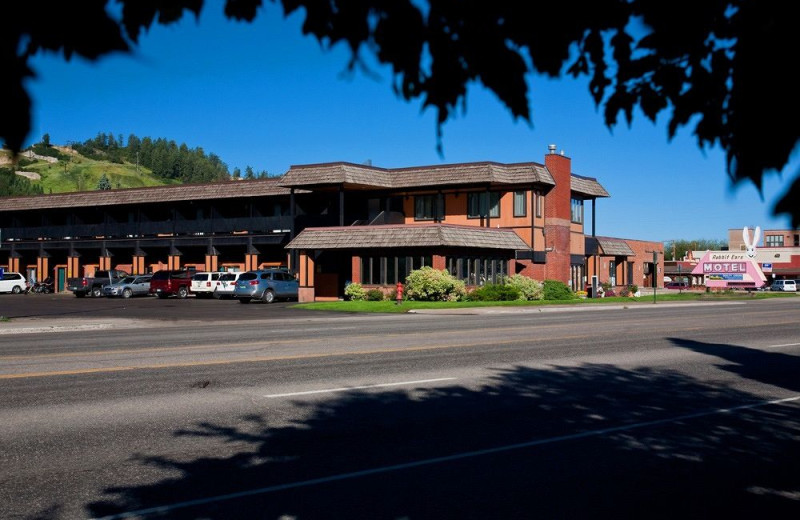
xmin=1 ymin=296 xmax=799 ymax=519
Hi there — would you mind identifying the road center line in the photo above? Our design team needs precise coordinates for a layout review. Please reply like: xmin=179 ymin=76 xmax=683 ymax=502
xmin=264 ymin=378 xmax=457 ymax=398
xmin=765 ymin=342 xmax=800 ymax=348
xmin=91 ymin=394 xmax=800 ymax=520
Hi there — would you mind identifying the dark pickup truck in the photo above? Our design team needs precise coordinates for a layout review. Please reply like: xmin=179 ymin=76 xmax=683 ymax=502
xmin=67 ymin=269 xmax=129 ymax=297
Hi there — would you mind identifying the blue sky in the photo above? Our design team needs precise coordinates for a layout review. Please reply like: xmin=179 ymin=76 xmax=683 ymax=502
xmin=23 ymin=3 xmax=795 ymax=243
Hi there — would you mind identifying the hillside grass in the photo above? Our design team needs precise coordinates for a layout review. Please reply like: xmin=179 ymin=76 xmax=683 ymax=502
xmin=11 ymin=150 xmax=177 ymax=193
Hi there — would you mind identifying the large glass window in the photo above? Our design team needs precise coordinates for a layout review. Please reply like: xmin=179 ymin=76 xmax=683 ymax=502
xmin=571 ymin=198 xmax=584 ymax=224
xmin=535 ymin=191 xmax=543 ymax=217
xmin=414 ymin=195 xmax=436 ymax=221
xmin=765 ymin=235 xmax=784 ymax=247
xmin=361 ymin=255 xmax=433 ymax=285
xmin=513 ymin=191 xmax=527 ymax=217
xmin=446 ymin=256 xmax=507 ymax=285
xmin=467 ymin=192 xmax=500 ymax=218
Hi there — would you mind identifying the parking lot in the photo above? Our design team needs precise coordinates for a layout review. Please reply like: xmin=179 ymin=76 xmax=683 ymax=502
xmin=0 ymin=291 xmax=329 ymax=322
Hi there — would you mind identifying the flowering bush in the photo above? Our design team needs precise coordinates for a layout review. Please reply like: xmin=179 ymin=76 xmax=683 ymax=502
xmin=344 ymin=282 xmax=367 ymax=301
xmin=405 ymin=267 xmax=466 ymax=301
xmin=504 ymin=274 xmax=544 ymax=301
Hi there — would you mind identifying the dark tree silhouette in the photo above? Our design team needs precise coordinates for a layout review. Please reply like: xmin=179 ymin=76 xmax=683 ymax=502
xmin=2 ymin=1 xmax=798 ymax=224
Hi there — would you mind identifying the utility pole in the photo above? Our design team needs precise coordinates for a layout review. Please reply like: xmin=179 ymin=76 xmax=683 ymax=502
xmin=646 ymin=249 xmax=663 ymax=303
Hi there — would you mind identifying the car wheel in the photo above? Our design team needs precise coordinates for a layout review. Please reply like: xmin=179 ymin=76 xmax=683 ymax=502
xmin=122 ymin=288 xmax=132 ymax=299
xmin=238 ymin=297 xmax=251 ymax=304
xmin=91 ymin=286 xmax=102 ymax=298
xmin=43 ymin=287 xmax=51 ymax=294
xmin=177 ymin=286 xmax=188 ymax=299
xmin=12 ymin=285 xmax=22 ymax=294
xmin=262 ymin=290 xmax=275 ymax=304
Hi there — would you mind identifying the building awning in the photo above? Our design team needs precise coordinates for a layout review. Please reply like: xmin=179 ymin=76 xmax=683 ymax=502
xmin=585 ymin=236 xmax=635 ymax=257
xmin=286 ymin=224 xmax=531 ymax=251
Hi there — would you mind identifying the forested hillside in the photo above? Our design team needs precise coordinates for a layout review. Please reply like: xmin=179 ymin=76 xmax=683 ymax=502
xmin=1 ymin=133 xmax=234 ymax=196
xmin=71 ymin=133 xmax=230 ymax=184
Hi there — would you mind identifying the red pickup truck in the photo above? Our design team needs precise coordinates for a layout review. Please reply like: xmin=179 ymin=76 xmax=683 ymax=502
xmin=148 ymin=269 xmax=195 ymax=299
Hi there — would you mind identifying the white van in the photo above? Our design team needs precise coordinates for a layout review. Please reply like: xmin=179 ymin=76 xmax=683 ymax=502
xmin=770 ymin=279 xmax=797 ymax=292
xmin=213 ymin=271 xmax=243 ymax=299
xmin=0 ymin=272 xmax=28 ymax=294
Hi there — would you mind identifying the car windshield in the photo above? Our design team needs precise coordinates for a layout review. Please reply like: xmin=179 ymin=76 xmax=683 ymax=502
xmin=219 ymin=273 xmax=237 ymax=281
xmin=151 ymin=271 xmax=169 ymax=280
xmin=239 ymin=272 xmax=258 ymax=281
xmin=192 ymin=274 xmax=207 ymax=281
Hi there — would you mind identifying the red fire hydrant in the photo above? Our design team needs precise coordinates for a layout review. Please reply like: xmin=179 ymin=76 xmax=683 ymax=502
xmin=396 ymin=282 xmax=404 ymax=305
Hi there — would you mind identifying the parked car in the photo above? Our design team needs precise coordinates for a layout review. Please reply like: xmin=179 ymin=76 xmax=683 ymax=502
xmin=233 ymin=269 xmax=298 ymax=304
xmin=665 ymin=281 xmax=690 ymax=290
xmin=770 ymin=279 xmax=797 ymax=292
xmin=213 ymin=272 xmax=242 ymax=299
xmin=0 ymin=271 xmax=28 ymax=294
xmin=148 ymin=269 xmax=195 ymax=299
xmin=103 ymin=275 xmax=152 ymax=298
xmin=190 ymin=272 xmax=222 ymax=298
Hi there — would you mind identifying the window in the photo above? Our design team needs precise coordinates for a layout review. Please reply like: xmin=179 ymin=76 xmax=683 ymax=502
xmin=467 ymin=192 xmax=500 ymax=218
xmin=414 ymin=195 xmax=443 ymax=221
xmin=571 ymin=198 xmax=584 ymax=224
xmin=765 ymin=235 xmax=784 ymax=247
xmin=535 ymin=191 xmax=543 ymax=217
xmin=414 ymin=195 xmax=435 ymax=220
xmin=513 ymin=191 xmax=527 ymax=217
xmin=360 ymin=255 xmax=432 ymax=285
xmin=446 ymin=256 xmax=508 ymax=285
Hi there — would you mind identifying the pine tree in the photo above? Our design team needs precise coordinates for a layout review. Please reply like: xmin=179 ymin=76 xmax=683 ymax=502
xmin=97 ymin=173 xmax=112 ymax=190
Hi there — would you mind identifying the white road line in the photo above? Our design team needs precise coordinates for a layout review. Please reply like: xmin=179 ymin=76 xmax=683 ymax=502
xmin=264 ymin=378 xmax=457 ymax=398
xmin=765 ymin=342 xmax=800 ymax=349
xmin=91 ymin=394 xmax=800 ymax=520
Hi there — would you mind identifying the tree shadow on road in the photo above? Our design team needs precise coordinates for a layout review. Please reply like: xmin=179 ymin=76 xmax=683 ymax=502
xmin=84 ymin=341 xmax=800 ymax=519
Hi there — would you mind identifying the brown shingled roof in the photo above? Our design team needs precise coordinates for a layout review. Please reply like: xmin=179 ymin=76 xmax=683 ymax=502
xmin=571 ymin=174 xmax=610 ymax=198
xmin=281 ymin=161 xmax=556 ymax=189
xmin=0 ymin=178 xmax=293 ymax=211
xmin=586 ymin=236 xmax=635 ymax=256
xmin=286 ymin=224 xmax=531 ymax=250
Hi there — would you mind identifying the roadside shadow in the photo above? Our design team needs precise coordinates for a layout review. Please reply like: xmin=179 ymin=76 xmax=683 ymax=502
xmin=82 ymin=350 xmax=800 ymax=520
xmin=669 ymin=337 xmax=800 ymax=393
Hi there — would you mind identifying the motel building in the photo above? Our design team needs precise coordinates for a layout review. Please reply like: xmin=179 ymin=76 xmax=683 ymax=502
xmin=0 ymin=145 xmax=663 ymax=301
xmin=664 ymin=228 xmax=800 ymax=288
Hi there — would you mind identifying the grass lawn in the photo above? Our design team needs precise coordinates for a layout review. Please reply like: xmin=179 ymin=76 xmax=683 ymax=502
xmin=294 ymin=291 xmax=795 ymax=313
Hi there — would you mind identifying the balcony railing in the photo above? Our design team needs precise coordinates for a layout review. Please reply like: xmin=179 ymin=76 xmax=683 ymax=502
xmin=2 ymin=216 xmax=294 ymax=241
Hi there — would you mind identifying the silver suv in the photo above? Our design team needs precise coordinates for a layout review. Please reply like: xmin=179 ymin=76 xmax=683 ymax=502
xmin=233 ymin=269 xmax=298 ymax=304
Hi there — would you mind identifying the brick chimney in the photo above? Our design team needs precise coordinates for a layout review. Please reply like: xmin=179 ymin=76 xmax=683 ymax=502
xmin=543 ymin=145 xmax=572 ymax=282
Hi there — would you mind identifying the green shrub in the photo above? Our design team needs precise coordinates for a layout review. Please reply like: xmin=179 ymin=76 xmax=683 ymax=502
xmin=344 ymin=282 xmax=367 ymax=301
xmin=543 ymin=279 xmax=574 ymax=300
xmin=504 ymin=274 xmax=544 ymax=300
xmin=601 ymin=281 xmax=612 ymax=292
xmin=405 ymin=266 xmax=466 ymax=301
xmin=366 ymin=288 xmax=385 ymax=301
xmin=469 ymin=283 xmax=521 ymax=301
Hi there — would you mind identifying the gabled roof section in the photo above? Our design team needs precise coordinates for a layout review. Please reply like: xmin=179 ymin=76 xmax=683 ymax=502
xmin=571 ymin=173 xmax=610 ymax=198
xmin=286 ymin=224 xmax=531 ymax=250
xmin=281 ymin=161 xmax=555 ymax=190
xmin=0 ymin=178 xmax=293 ymax=211
xmin=586 ymin=236 xmax=635 ymax=256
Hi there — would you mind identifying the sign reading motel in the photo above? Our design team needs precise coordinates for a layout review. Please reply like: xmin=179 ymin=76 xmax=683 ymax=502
xmin=691 ymin=252 xmax=767 ymax=289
